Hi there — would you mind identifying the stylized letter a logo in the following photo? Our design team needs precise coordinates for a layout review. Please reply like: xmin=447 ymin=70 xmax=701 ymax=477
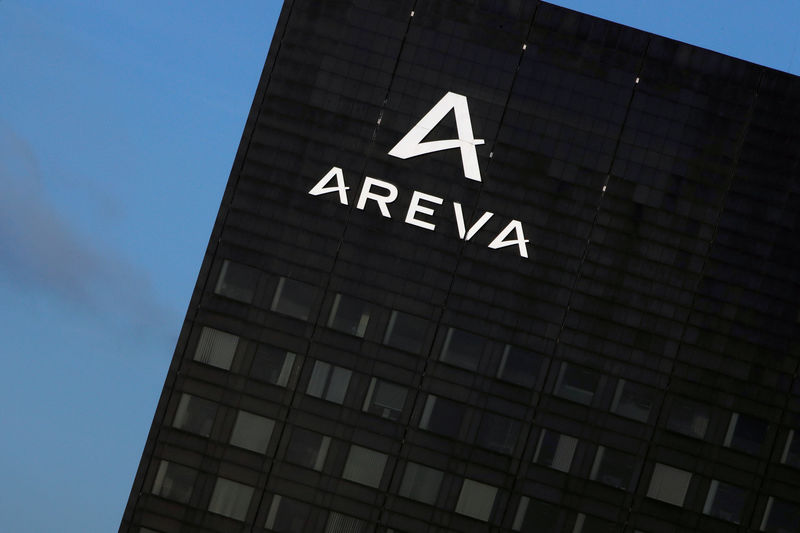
xmin=388 ymin=92 xmax=485 ymax=182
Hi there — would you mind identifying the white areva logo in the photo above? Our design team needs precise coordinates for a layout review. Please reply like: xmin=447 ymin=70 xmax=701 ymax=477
xmin=388 ymin=91 xmax=484 ymax=182
xmin=307 ymin=92 xmax=530 ymax=258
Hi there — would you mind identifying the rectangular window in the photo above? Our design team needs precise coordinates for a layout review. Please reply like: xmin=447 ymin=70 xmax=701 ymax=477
xmin=533 ymin=430 xmax=578 ymax=473
xmin=455 ymin=479 xmax=497 ymax=522
xmin=264 ymin=495 xmax=313 ymax=532
xmin=327 ymin=293 xmax=371 ymax=337
xmin=172 ymin=393 xmax=217 ymax=437
xmin=214 ymin=259 xmax=259 ymax=303
xmin=512 ymin=497 xmax=561 ymax=532
xmin=325 ymin=512 xmax=366 ymax=533
xmin=646 ymin=463 xmax=692 ymax=506
xmin=554 ymin=363 xmax=600 ymax=405
xmin=285 ymin=428 xmax=330 ymax=471
xmin=724 ymin=412 xmax=768 ymax=454
xmin=306 ymin=361 xmax=352 ymax=404
xmin=384 ymin=310 xmax=427 ymax=354
xmin=208 ymin=478 xmax=253 ymax=521
xmin=342 ymin=445 xmax=388 ymax=488
xmin=590 ymin=446 xmax=636 ymax=490
xmin=703 ymin=480 xmax=746 ymax=524
xmin=151 ymin=460 xmax=196 ymax=504
xmin=271 ymin=277 xmax=316 ymax=320
xmin=362 ymin=378 xmax=407 ymax=420
xmin=666 ymin=397 xmax=710 ymax=439
xmin=760 ymin=497 xmax=800 ymax=532
xmin=419 ymin=395 xmax=465 ymax=438
xmin=611 ymin=379 xmax=655 ymax=422
xmin=439 ymin=327 xmax=486 ymax=371
xmin=229 ymin=410 xmax=275 ymax=454
xmin=398 ymin=462 xmax=443 ymax=505
xmin=476 ymin=412 xmax=520 ymax=454
xmin=573 ymin=513 xmax=616 ymax=533
xmin=250 ymin=345 xmax=295 ymax=386
xmin=781 ymin=429 xmax=800 ymax=468
xmin=497 ymin=345 xmax=541 ymax=388
xmin=194 ymin=327 xmax=238 ymax=370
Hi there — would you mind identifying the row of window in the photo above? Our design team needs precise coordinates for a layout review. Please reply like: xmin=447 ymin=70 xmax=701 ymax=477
xmin=149 ymin=454 xmax=800 ymax=531
xmin=191 ymin=324 xmax=800 ymax=465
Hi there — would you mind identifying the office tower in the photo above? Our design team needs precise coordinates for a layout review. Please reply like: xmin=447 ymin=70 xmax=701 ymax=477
xmin=121 ymin=1 xmax=800 ymax=532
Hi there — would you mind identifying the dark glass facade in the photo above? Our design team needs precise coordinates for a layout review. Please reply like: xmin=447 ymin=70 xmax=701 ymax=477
xmin=121 ymin=1 xmax=800 ymax=532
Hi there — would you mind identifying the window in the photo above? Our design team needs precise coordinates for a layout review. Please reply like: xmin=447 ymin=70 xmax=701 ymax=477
xmin=497 ymin=345 xmax=541 ymax=387
xmin=439 ymin=327 xmax=486 ymax=370
xmin=327 ymin=294 xmax=371 ymax=337
xmin=229 ymin=410 xmax=275 ymax=453
xmin=384 ymin=310 xmax=428 ymax=353
xmin=666 ymin=397 xmax=710 ymax=439
xmin=250 ymin=345 xmax=295 ymax=386
xmin=611 ymin=380 xmax=655 ymax=422
xmin=455 ymin=479 xmax=497 ymax=522
xmin=703 ymin=480 xmax=747 ymax=523
xmin=781 ymin=429 xmax=800 ymax=468
xmin=208 ymin=478 xmax=253 ymax=521
xmin=215 ymin=260 xmax=259 ymax=303
xmin=554 ymin=363 xmax=600 ymax=405
xmin=590 ymin=446 xmax=636 ymax=490
xmin=533 ymin=430 xmax=578 ymax=472
xmin=151 ymin=460 xmax=196 ymax=504
xmin=724 ymin=412 xmax=768 ymax=454
xmin=760 ymin=497 xmax=800 ymax=532
xmin=306 ymin=361 xmax=352 ymax=403
xmin=285 ymin=428 xmax=330 ymax=471
xmin=398 ymin=462 xmax=443 ymax=505
xmin=342 ymin=445 xmax=387 ymax=488
xmin=419 ymin=395 xmax=465 ymax=438
xmin=573 ymin=513 xmax=615 ymax=533
xmin=325 ymin=512 xmax=366 ymax=533
xmin=363 ymin=378 xmax=407 ymax=420
xmin=512 ymin=497 xmax=561 ymax=532
xmin=194 ymin=327 xmax=238 ymax=370
xmin=271 ymin=277 xmax=316 ymax=320
xmin=264 ymin=495 xmax=313 ymax=532
xmin=476 ymin=412 xmax=520 ymax=454
xmin=172 ymin=393 xmax=217 ymax=437
xmin=646 ymin=463 xmax=692 ymax=506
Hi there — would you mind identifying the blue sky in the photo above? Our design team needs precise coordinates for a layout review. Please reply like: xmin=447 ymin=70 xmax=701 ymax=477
xmin=0 ymin=1 xmax=798 ymax=531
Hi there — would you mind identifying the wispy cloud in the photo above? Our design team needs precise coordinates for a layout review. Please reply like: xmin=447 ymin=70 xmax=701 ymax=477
xmin=0 ymin=121 xmax=174 ymax=340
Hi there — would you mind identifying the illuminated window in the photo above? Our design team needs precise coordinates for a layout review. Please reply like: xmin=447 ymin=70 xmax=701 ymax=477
xmin=229 ymin=410 xmax=274 ymax=454
xmin=172 ymin=393 xmax=216 ymax=437
xmin=306 ymin=360 xmax=351 ymax=404
xmin=455 ymin=479 xmax=497 ymax=522
xmin=194 ymin=327 xmax=238 ymax=370
xmin=271 ymin=277 xmax=316 ymax=320
xmin=646 ymin=463 xmax=692 ymax=506
xmin=534 ymin=430 xmax=577 ymax=472
xmin=208 ymin=478 xmax=253 ymax=521
xmin=327 ymin=293 xmax=371 ymax=337
xmin=342 ymin=445 xmax=387 ymax=488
